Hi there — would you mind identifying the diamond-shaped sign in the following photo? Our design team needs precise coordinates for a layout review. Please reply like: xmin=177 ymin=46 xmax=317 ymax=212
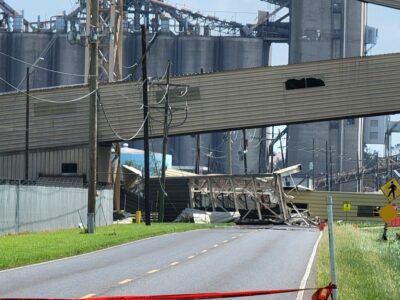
xmin=379 ymin=204 xmax=398 ymax=224
xmin=380 ymin=178 xmax=400 ymax=201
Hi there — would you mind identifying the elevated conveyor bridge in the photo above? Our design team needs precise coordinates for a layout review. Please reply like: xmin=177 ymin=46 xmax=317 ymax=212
xmin=1 ymin=52 xmax=400 ymax=154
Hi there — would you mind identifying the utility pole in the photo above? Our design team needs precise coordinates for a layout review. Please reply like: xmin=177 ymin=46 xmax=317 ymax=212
xmin=25 ymin=67 xmax=29 ymax=181
xmin=141 ymin=24 xmax=151 ymax=226
xmin=243 ymin=129 xmax=247 ymax=175
xmin=329 ymin=144 xmax=333 ymax=191
xmin=356 ymin=150 xmax=360 ymax=192
xmin=195 ymin=134 xmax=200 ymax=174
xmin=270 ymin=126 xmax=274 ymax=172
xmin=375 ymin=152 xmax=379 ymax=191
xmin=159 ymin=61 xmax=171 ymax=223
xmin=227 ymin=131 xmax=232 ymax=174
xmin=312 ymin=138 xmax=315 ymax=189
xmin=87 ymin=0 xmax=99 ymax=234
xmin=326 ymin=140 xmax=329 ymax=191
xmin=207 ymin=144 xmax=211 ymax=173
xmin=195 ymin=69 xmax=203 ymax=174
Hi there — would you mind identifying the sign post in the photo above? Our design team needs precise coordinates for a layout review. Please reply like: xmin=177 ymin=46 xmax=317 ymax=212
xmin=379 ymin=179 xmax=400 ymax=240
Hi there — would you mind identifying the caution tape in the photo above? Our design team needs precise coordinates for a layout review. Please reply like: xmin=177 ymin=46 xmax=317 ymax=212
xmin=0 ymin=283 xmax=336 ymax=300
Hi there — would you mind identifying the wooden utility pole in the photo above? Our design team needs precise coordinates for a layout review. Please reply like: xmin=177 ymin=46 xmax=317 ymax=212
xmin=141 ymin=25 xmax=151 ymax=226
xmin=25 ymin=67 xmax=29 ymax=181
xmin=312 ymin=138 xmax=315 ymax=189
xmin=227 ymin=131 xmax=232 ymax=175
xmin=159 ymin=61 xmax=171 ymax=222
xmin=243 ymin=129 xmax=247 ymax=174
xmin=87 ymin=0 xmax=99 ymax=234
xmin=195 ymin=134 xmax=200 ymax=174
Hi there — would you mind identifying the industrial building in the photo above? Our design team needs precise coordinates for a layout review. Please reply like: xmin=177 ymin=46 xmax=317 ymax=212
xmin=0 ymin=0 xmax=393 ymax=192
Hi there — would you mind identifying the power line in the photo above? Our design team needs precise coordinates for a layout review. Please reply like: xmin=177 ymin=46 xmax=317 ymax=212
xmin=99 ymin=94 xmax=149 ymax=141
xmin=0 ymin=50 xmax=94 ymax=78
xmin=0 ymin=76 xmax=96 ymax=103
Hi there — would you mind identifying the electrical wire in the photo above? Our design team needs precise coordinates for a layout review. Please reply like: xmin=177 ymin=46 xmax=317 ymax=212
xmin=0 ymin=76 xmax=96 ymax=103
xmin=99 ymin=93 xmax=148 ymax=141
xmin=0 ymin=50 xmax=94 ymax=78
xmin=121 ymin=30 xmax=161 ymax=78
xmin=107 ymin=81 xmax=148 ymax=108
xmin=168 ymin=104 xmax=189 ymax=128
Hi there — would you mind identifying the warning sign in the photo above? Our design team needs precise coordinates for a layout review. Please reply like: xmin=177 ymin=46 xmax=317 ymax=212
xmin=379 ymin=204 xmax=398 ymax=224
xmin=343 ymin=201 xmax=351 ymax=212
xmin=380 ymin=178 xmax=400 ymax=201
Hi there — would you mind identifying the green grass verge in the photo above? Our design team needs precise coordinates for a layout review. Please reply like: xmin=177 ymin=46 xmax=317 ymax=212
xmin=317 ymin=223 xmax=400 ymax=300
xmin=0 ymin=223 xmax=217 ymax=270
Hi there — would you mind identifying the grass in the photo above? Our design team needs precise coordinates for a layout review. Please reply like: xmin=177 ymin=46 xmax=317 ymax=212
xmin=317 ymin=223 xmax=400 ymax=300
xmin=0 ymin=223 xmax=217 ymax=270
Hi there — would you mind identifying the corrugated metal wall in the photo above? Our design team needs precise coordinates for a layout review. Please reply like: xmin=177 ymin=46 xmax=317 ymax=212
xmin=0 ymin=146 xmax=89 ymax=180
xmin=1 ymin=52 xmax=400 ymax=155
xmin=0 ymin=183 xmax=113 ymax=235
xmin=288 ymin=190 xmax=389 ymax=222
xmin=0 ymin=144 xmax=114 ymax=182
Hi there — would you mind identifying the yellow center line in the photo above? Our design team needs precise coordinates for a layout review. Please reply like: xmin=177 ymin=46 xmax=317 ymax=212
xmin=119 ymin=279 xmax=132 ymax=285
xmin=201 ymin=249 xmax=208 ymax=253
xmin=80 ymin=294 xmax=96 ymax=299
xmin=170 ymin=261 xmax=180 ymax=266
xmin=147 ymin=269 xmax=160 ymax=274
xmin=188 ymin=255 xmax=196 ymax=259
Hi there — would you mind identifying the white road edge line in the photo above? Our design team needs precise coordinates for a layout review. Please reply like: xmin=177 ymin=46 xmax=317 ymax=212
xmin=119 ymin=279 xmax=132 ymax=285
xmin=80 ymin=293 xmax=96 ymax=299
xmin=296 ymin=231 xmax=323 ymax=300
xmin=170 ymin=261 xmax=179 ymax=266
xmin=147 ymin=269 xmax=160 ymax=274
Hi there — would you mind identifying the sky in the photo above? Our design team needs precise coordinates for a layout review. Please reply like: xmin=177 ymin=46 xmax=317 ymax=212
xmin=6 ymin=0 xmax=400 ymax=64
xmin=4 ymin=0 xmax=400 ymax=152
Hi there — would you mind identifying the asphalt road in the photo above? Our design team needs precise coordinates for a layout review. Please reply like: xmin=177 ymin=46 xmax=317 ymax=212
xmin=0 ymin=226 xmax=321 ymax=300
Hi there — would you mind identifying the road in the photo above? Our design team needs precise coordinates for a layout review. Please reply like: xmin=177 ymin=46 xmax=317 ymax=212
xmin=0 ymin=226 xmax=321 ymax=300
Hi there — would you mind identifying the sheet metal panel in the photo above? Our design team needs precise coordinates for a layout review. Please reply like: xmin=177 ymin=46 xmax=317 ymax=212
xmin=0 ymin=184 xmax=113 ymax=235
xmin=1 ymin=53 xmax=400 ymax=153
xmin=0 ymin=84 xmax=89 ymax=153
xmin=0 ymin=146 xmax=89 ymax=180
xmin=361 ymin=0 xmax=400 ymax=9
